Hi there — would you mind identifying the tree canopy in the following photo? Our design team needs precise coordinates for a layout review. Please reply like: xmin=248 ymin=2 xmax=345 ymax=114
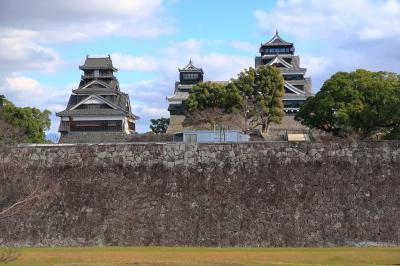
xmin=295 ymin=70 xmax=400 ymax=139
xmin=0 ymin=95 xmax=51 ymax=143
xmin=231 ymin=65 xmax=285 ymax=132
xmin=185 ymin=66 xmax=285 ymax=133
xmin=150 ymin=118 xmax=170 ymax=134
xmin=185 ymin=82 xmax=242 ymax=113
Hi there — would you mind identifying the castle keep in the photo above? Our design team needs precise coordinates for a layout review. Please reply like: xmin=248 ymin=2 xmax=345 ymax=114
xmin=255 ymin=31 xmax=313 ymax=112
xmin=57 ymin=56 xmax=138 ymax=142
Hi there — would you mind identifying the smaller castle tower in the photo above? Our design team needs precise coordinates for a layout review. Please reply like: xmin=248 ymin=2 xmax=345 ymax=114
xmin=166 ymin=60 xmax=205 ymax=133
xmin=167 ymin=60 xmax=204 ymax=116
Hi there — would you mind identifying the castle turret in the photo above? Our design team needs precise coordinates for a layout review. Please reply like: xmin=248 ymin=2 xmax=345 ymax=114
xmin=167 ymin=60 xmax=204 ymax=117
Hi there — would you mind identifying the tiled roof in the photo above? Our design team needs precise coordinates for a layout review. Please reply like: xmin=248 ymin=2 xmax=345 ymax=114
xmin=60 ymin=92 xmax=133 ymax=115
xmin=73 ymin=87 xmax=116 ymax=94
xmin=179 ymin=59 xmax=203 ymax=73
xmin=167 ymin=91 xmax=189 ymax=102
xmin=284 ymin=81 xmax=307 ymax=95
xmin=283 ymin=94 xmax=310 ymax=100
xmin=266 ymin=55 xmax=294 ymax=68
xmin=57 ymin=108 xmax=127 ymax=117
xmin=79 ymin=56 xmax=117 ymax=71
xmin=261 ymin=31 xmax=293 ymax=47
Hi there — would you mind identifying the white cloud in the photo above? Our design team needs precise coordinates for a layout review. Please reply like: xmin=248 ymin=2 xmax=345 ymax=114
xmin=111 ymin=53 xmax=159 ymax=72
xmin=162 ymin=38 xmax=207 ymax=59
xmin=359 ymin=29 xmax=385 ymax=41
xmin=0 ymin=0 xmax=173 ymax=77
xmin=5 ymin=76 xmax=42 ymax=94
xmin=255 ymin=0 xmax=400 ymax=41
xmin=383 ymin=0 xmax=400 ymax=14
xmin=0 ymin=0 xmax=174 ymax=41
xmin=46 ymin=104 xmax=66 ymax=113
xmin=0 ymin=74 xmax=70 ymax=111
xmin=230 ymin=41 xmax=258 ymax=53
xmin=134 ymin=106 xmax=169 ymax=117
xmin=301 ymin=55 xmax=333 ymax=77
xmin=0 ymin=29 xmax=62 ymax=72
xmin=193 ymin=53 xmax=253 ymax=81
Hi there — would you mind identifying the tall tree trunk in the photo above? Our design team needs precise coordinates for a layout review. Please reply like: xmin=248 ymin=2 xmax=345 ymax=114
xmin=261 ymin=117 xmax=269 ymax=133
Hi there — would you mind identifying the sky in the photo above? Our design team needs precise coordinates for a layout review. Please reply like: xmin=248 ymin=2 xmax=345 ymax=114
xmin=1 ymin=0 xmax=400 ymax=133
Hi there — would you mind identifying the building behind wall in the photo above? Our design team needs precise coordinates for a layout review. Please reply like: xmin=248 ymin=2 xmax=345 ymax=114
xmin=57 ymin=56 xmax=139 ymax=143
xmin=166 ymin=60 xmax=228 ymax=133
xmin=255 ymin=31 xmax=313 ymax=138
xmin=174 ymin=130 xmax=250 ymax=143
xmin=255 ymin=30 xmax=313 ymax=112
xmin=167 ymin=60 xmax=204 ymax=118
xmin=166 ymin=32 xmax=313 ymax=138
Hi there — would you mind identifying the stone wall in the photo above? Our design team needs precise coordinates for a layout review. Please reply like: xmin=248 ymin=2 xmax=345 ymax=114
xmin=59 ymin=132 xmax=174 ymax=144
xmin=0 ymin=142 xmax=399 ymax=247
xmin=166 ymin=115 xmax=185 ymax=134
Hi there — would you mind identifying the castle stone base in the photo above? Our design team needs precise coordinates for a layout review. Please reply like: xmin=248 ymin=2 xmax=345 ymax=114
xmin=59 ymin=132 xmax=132 ymax=144
xmin=166 ymin=115 xmax=186 ymax=134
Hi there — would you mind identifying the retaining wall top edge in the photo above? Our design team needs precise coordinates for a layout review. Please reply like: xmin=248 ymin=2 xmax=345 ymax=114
xmin=0 ymin=140 xmax=398 ymax=150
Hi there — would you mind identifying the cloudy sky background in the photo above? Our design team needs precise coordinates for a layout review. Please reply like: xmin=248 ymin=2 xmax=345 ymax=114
xmin=0 ymin=0 xmax=399 ymax=133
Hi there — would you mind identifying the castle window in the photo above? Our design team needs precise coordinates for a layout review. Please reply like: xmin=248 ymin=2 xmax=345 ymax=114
xmin=75 ymin=121 xmax=98 ymax=127
xmin=267 ymin=47 xmax=290 ymax=54
xmin=183 ymin=73 xmax=198 ymax=80
xmin=94 ymin=70 xmax=100 ymax=77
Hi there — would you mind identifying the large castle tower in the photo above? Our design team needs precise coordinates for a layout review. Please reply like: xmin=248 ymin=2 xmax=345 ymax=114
xmin=255 ymin=31 xmax=313 ymax=113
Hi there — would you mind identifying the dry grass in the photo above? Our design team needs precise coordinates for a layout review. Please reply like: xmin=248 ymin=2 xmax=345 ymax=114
xmin=0 ymin=247 xmax=399 ymax=266
xmin=0 ymin=248 xmax=20 ymax=263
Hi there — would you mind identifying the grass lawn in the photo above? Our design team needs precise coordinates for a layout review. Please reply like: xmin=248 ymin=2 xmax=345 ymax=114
xmin=1 ymin=247 xmax=399 ymax=266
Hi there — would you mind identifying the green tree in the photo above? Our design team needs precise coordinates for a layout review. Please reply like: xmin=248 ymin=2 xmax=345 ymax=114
xmin=231 ymin=65 xmax=285 ymax=133
xmin=0 ymin=95 xmax=4 ymax=110
xmin=150 ymin=117 xmax=170 ymax=134
xmin=296 ymin=70 xmax=400 ymax=139
xmin=0 ymin=96 xmax=51 ymax=143
xmin=186 ymin=81 xmax=242 ymax=113
xmin=184 ymin=82 xmax=243 ymax=129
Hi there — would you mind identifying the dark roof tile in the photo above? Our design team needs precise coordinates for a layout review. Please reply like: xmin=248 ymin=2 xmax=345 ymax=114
xmin=79 ymin=56 xmax=117 ymax=71
xmin=57 ymin=108 xmax=127 ymax=117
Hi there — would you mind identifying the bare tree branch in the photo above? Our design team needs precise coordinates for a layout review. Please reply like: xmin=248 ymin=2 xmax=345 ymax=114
xmin=0 ymin=176 xmax=56 ymax=220
xmin=0 ymin=190 xmax=39 ymax=220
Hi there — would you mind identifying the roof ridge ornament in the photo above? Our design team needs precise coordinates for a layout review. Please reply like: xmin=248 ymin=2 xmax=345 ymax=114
xmin=186 ymin=59 xmax=195 ymax=69
xmin=178 ymin=59 xmax=204 ymax=73
xmin=261 ymin=30 xmax=293 ymax=46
